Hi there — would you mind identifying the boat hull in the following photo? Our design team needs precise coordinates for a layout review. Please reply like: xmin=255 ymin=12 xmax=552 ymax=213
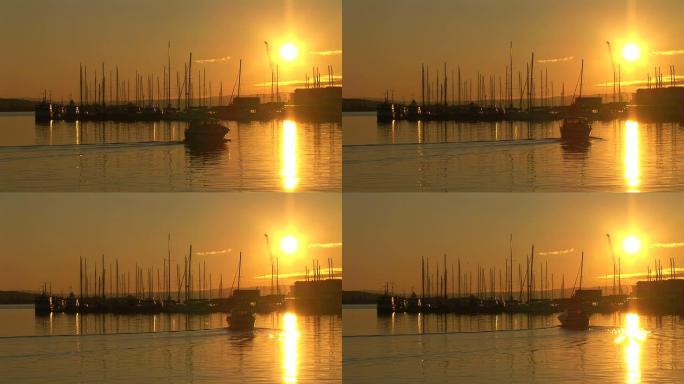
xmin=558 ymin=312 xmax=589 ymax=330
xmin=184 ymin=122 xmax=229 ymax=144
xmin=227 ymin=311 xmax=256 ymax=331
xmin=560 ymin=120 xmax=592 ymax=141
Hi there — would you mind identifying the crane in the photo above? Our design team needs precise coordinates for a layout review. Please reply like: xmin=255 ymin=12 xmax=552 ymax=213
xmin=606 ymin=41 xmax=617 ymax=103
xmin=264 ymin=41 xmax=275 ymax=102
xmin=264 ymin=233 xmax=278 ymax=295
xmin=606 ymin=234 xmax=620 ymax=295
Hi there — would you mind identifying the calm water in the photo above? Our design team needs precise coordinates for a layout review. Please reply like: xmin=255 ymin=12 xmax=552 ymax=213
xmin=343 ymin=305 xmax=684 ymax=383
xmin=0 ymin=305 xmax=341 ymax=383
xmin=343 ymin=112 xmax=684 ymax=192
xmin=0 ymin=113 xmax=341 ymax=191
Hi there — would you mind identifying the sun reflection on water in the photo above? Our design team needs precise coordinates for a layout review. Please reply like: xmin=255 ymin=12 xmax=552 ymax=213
xmin=75 ymin=120 xmax=80 ymax=145
xmin=281 ymin=312 xmax=300 ymax=383
xmin=614 ymin=313 xmax=648 ymax=384
xmin=624 ymin=120 xmax=641 ymax=192
xmin=417 ymin=120 xmax=423 ymax=144
xmin=281 ymin=120 xmax=299 ymax=191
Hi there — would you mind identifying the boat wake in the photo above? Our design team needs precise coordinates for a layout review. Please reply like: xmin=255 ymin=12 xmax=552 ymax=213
xmin=343 ymin=325 xmax=559 ymax=339
xmin=0 ymin=325 xmax=282 ymax=340
xmin=345 ymin=136 xmax=604 ymax=151
xmin=0 ymin=141 xmax=184 ymax=161
xmin=344 ymin=137 xmax=561 ymax=149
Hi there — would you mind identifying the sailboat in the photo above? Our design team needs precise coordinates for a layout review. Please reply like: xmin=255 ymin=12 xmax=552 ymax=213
xmin=215 ymin=59 xmax=261 ymax=120
xmin=558 ymin=251 xmax=590 ymax=330
xmin=227 ymin=251 xmax=256 ymax=331
xmin=562 ymin=59 xmax=592 ymax=141
xmin=184 ymin=118 xmax=229 ymax=144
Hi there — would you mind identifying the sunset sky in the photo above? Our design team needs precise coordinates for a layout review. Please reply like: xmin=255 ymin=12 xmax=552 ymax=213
xmin=344 ymin=0 xmax=684 ymax=100
xmin=344 ymin=193 xmax=684 ymax=293
xmin=0 ymin=193 xmax=341 ymax=293
xmin=0 ymin=0 xmax=341 ymax=100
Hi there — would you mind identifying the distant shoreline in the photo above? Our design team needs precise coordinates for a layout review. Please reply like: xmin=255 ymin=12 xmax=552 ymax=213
xmin=343 ymin=98 xmax=380 ymax=112
xmin=0 ymin=99 xmax=36 ymax=112
xmin=0 ymin=291 xmax=37 ymax=304
xmin=343 ymin=290 xmax=382 ymax=304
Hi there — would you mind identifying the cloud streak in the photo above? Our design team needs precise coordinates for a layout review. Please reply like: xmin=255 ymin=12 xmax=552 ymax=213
xmin=651 ymin=242 xmax=684 ymax=249
xmin=194 ymin=56 xmax=231 ymax=64
xmin=254 ymin=75 xmax=342 ymax=88
xmin=310 ymin=50 xmax=342 ymax=56
xmin=538 ymin=248 xmax=575 ymax=256
xmin=195 ymin=249 xmax=231 ymax=256
xmin=255 ymin=267 xmax=343 ymax=280
xmin=651 ymin=49 xmax=684 ymax=56
xmin=308 ymin=242 xmax=342 ymax=249
xmin=597 ymin=268 xmax=684 ymax=280
xmin=595 ymin=76 xmax=684 ymax=88
xmin=537 ymin=56 xmax=574 ymax=64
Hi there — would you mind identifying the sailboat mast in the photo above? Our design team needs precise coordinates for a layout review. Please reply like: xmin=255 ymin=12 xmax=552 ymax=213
xmin=237 ymin=251 xmax=242 ymax=291
xmin=167 ymin=41 xmax=171 ymax=109
xmin=579 ymin=251 xmax=584 ymax=291
xmin=167 ymin=233 xmax=171 ymax=301
xmin=276 ymin=257 xmax=279 ymax=295
xmin=579 ymin=59 xmax=584 ymax=98
xmin=237 ymin=59 xmax=242 ymax=98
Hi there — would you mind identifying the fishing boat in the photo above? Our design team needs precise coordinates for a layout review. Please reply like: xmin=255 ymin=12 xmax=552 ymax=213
xmin=227 ymin=252 xmax=256 ymax=331
xmin=34 ymin=93 xmax=52 ymax=122
xmin=562 ymin=59 xmax=593 ymax=141
xmin=559 ymin=252 xmax=590 ymax=330
xmin=64 ymin=292 xmax=79 ymax=313
xmin=184 ymin=118 xmax=229 ymax=144
xmin=560 ymin=117 xmax=592 ymax=141
xmin=34 ymin=284 xmax=53 ymax=315
xmin=227 ymin=306 xmax=256 ymax=330
xmin=558 ymin=304 xmax=589 ymax=330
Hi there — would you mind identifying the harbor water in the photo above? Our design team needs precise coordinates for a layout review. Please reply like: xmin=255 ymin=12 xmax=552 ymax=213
xmin=0 ymin=113 xmax=341 ymax=191
xmin=343 ymin=112 xmax=684 ymax=192
xmin=343 ymin=305 xmax=684 ymax=383
xmin=0 ymin=304 xmax=341 ymax=383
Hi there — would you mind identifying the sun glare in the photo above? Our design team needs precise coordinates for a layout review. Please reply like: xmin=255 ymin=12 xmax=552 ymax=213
xmin=622 ymin=43 xmax=641 ymax=62
xmin=280 ymin=43 xmax=299 ymax=62
xmin=624 ymin=120 xmax=640 ymax=191
xmin=614 ymin=313 xmax=647 ymax=383
xmin=280 ymin=235 xmax=299 ymax=255
xmin=623 ymin=235 xmax=642 ymax=255
xmin=281 ymin=312 xmax=300 ymax=383
xmin=281 ymin=120 xmax=299 ymax=191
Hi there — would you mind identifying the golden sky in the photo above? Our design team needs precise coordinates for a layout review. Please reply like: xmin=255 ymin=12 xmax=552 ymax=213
xmin=0 ymin=193 xmax=341 ymax=293
xmin=0 ymin=0 xmax=341 ymax=100
xmin=344 ymin=193 xmax=684 ymax=293
xmin=344 ymin=0 xmax=684 ymax=100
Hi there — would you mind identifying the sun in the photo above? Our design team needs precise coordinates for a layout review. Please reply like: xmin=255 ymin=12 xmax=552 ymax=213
xmin=623 ymin=235 xmax=642 ymax=255
xmin=622 ymin=43 xmax=641 ymax=62
xmin=280 ymin=235 xmax=299 ymax=255
xmin=280 ymin=43 xmax=299 ymax=62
